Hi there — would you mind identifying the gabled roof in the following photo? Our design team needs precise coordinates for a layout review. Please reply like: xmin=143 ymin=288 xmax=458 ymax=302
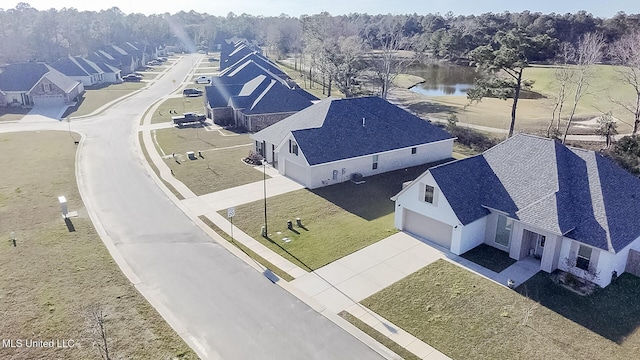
xmin=241 ymin=79 xmax=315 ymax=115
xmin=205 ymin=84 xmax=245 ymax=108
xmin=420 ymin=134 xmax=640 ymax=252
xmin=251 ymin=96 xmax=333 ymax=145
xmin=74 ymin=57 xmax=103 ymax=75
xmin=220 ymin=44 xmax=254 ymax=70
xmin=51 ymin=57 xmax=97 ymax=77
xmin=0 ymin=63 xmax=50 ymax=91
xmin=0 ymin=62 xmax=79 ymax=93
xmin=93 ymin=61 xmax=120 ymax=74
xmin=219 ymin=52 xmax=289 ymax=81
xmin=254 ymin=96 xmax=453 ymax=165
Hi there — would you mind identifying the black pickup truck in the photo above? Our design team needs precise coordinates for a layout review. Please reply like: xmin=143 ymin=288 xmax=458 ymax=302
xmin=172 ymin=112 xmax=206 ymax=126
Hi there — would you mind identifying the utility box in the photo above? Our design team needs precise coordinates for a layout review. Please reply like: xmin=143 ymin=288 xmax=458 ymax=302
xmin=187 ymin=151 xmax=196 ymax=160
xmin=58 ymin=196 xmax=68 ymax=218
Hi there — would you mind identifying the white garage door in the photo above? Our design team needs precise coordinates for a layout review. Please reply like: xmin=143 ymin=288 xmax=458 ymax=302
xmin=403 ymin=209 xmax=453 ymax=249
xmin=284 ymin=159 xmax=307 ymax=186
xmin=33 ymin=95 xmax=64 ymax=107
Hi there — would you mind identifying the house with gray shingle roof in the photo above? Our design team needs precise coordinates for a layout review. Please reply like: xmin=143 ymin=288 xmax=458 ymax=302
xmin=0 ymin=62 xmax=84 ymax=108
xmin=252 ymin=96 xmax=454 ymax=189
xmin=51 ymin=56 xmax=105 ymax=86
xmin=392 ymin=134 xmax=640 ymax=288
xmin=205 ymin=59 xmax=317 ymax=131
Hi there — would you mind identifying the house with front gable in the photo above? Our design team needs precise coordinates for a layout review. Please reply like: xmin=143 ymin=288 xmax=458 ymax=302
xmin=0 ymin=62 xmax=84 ymax=107
xmin=205 ymin=59 xmax=317 ymax=131
xmin=51 ymin=56 xmax=105 ymax=87
xmin=393 ymin=134 xmax=640 ymax=288
xmin=252 ymin=96 xmax=454 ymax=188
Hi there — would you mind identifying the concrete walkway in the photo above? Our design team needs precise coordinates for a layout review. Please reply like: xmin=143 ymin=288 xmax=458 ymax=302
xmin=291 ymin=233 xmax=451 ymax=359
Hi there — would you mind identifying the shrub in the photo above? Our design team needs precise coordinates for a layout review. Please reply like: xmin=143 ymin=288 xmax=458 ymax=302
xmin=449 ymin=126 xmax=500 ymax=152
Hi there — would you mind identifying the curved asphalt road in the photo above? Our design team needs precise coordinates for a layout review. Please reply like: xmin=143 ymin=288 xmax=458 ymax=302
xmin=1 ymin=55 xmax=386 ymax=359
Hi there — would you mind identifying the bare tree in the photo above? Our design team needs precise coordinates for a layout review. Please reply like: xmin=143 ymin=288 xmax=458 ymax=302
xmin=363 ymin=18 xmax=420 ymax=99
xmin=561 ymin=32 xmax=606 ymax=144
xmin=610 ymin=31 xmax=640 ymax=134
xmin=547 ymin=43 xmax=574 ymax=138
xmin=595 ymin=112 xmax=618 ymax=149
xmin=88 ymin=305 xmax=112 ymax=360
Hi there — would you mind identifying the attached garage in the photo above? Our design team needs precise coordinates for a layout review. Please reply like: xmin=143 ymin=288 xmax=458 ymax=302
xmin=284 ymin=159 xmax=307 ymax=185
xmin=33 ymin=95 xmax=65 ymax=107
xmin=403 ymin=209 xmax=453 ymax=249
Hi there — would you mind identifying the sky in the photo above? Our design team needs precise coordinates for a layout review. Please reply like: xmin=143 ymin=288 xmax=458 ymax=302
xmin=0 ymin=0 xmax=638 ymax=18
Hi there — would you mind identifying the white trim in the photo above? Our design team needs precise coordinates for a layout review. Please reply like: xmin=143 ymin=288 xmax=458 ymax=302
xmin=307 ymin=137 xmax=455 ymax=168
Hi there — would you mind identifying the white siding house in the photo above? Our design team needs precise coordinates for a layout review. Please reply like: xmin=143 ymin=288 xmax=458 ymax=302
xmin=255 ymin=96 xmax=454 ymax=189
xmin=393 ymin=134 xmax=640 ymax=288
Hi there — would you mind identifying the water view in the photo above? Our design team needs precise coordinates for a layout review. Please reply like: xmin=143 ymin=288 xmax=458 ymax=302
xmin=407 ymin=63 xmax=478 ymax=96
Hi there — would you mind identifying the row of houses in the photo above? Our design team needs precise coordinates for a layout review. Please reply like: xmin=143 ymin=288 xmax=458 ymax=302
xmin=205 ymin=40 xmax=318 ymax=132
xmin=0 ymin=41 xmax=165 ymax=108
xmin=208 ymin=39 xmax=640 ymax=290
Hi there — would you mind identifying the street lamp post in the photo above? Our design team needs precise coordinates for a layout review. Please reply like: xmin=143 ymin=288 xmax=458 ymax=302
xmin=263 ymin=160 xmax=268 ymax=238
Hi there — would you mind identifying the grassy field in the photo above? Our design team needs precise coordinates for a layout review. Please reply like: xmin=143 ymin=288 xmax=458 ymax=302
xmin=0 ymin=131 xmax=196 ymax=360
xmin=0 ymin=107 xmax=29 ymax=122
xmin=64 ymin=82 xmax=146 ymax=118
xmin=138 ymin=132 xmax=185 ymax=200
xmin=392 ymin=64 xmax=638 ymax=135
xmin=198 ymin=216 xmax=293 ymax=282
xmin=154 ymin=124 xmax=269 ymax=195
xmin=224 ymin=164 xmax=439 ymax=270
xmin=362 ymin=259 xmax=640 ymax=360
xmin=150 ymin=96 xmax=207 ymax=124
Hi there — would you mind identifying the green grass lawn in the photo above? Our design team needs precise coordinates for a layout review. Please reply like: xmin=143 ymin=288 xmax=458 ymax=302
xmin=150 ymin=96 xmax=207 ymax=124
xmin=198 ymin=216 xmax=293 ymax=282
xmin=362 ymin=259 xmax=640 ymax=360
xmin=224 ymin=164 xmax=439 ymax=270
xmin=460 ymin=243 xmax=516 ymax=273
xmin=0 ymin=131 xmax=196 ymax=360
xmin=0 ymin=107 xmax=29 ymax=121
xmin=393 ymin=63 xmax=638 ymax=135
xmin=154 ymin=126 xmax=252 ymax=153
xmin=164 ymin=145 xmax=267 ymax=195
xmin=274 ymin=59 xmax=342 ymax=99
xmin=195 ymin=68 xmax=218 ymax=74
xmin=64 ymin=82 xmax=146 ymax=118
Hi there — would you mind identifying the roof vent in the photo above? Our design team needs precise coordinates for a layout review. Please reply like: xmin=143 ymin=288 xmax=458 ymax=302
xmin=362 ymin=117 xmax=365 ymax=127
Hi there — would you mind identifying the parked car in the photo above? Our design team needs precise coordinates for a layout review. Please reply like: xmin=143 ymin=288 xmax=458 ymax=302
xmin=173 ymin=112 xmax=206 ymax=126
xmin=183 ymin=88 xmax=203 ymax=97
xmin=122 ymin=74 xmax=142 ymax=82
xmin=195 ymin=76 xmax=210 ymax=84
xmin=147 ymin=60 xmax=161 ymax=66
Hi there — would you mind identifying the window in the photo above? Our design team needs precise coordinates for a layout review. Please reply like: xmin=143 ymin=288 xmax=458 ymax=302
xmin=540 ymin=236 xmax=546 ymax=248
xmin=411 ymin=147 xmax=417 ymax=154
xmin=289 ymin=140 xmax=298 ymax=156
xmin=43 ymin=83 xmax=51 ymax=92
xmin=576 ymin=245 xmax=592 ymax=271
xmin=423 ymin=185 xmax=435 ymax=203
xmin=372 ymin=155 xmax=378 ymax=170
xmin=495 ymin=214 xmax=512 ymax=247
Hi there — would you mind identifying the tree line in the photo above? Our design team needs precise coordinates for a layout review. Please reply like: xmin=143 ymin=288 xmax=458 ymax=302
xmin=2 ymin=3 xmax=640 ymax=64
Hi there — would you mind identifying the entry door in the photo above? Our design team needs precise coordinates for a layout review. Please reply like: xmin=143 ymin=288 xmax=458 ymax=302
xmin=523 ymin=229 xmax=545 ymax=258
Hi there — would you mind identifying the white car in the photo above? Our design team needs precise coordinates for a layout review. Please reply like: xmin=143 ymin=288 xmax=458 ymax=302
xmin=195 ymin=76 xmax=210 ymax=84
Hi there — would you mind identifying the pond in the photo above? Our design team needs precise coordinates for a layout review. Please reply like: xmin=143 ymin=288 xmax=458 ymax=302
xmin=407 ymin=63 xmax=478 ymax=96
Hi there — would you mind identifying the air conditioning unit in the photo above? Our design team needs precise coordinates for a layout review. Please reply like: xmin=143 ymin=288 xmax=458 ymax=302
xmin=351 ymin=173 xmax=364 ymax=183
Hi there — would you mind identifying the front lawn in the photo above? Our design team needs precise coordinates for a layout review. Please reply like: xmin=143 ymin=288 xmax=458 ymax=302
xmin=0 ymin=132 xmax=196 ymax=360
xmin=224 ymin=164 xmax=437 ymax=270
xmin=165 ymin=145 xmax=267 ymax=195
xmin=460 ymin=243 xmax=516 ymax=273
xmin=64 ymin=82 xmax=145 ymax=118
xmin=0 ymin=107 xmax=29 ymax=121
xmin=150 ymin=96 xmax=207 ymax=124
xmin=362 ymin=259 xmax=640 ymax=360
xmin=154 ymin=126 xmax=253 ymax=154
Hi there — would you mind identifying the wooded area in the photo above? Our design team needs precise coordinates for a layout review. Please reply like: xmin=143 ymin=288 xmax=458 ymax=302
xmin=2 ymin=2 xmax=640 ymax=64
